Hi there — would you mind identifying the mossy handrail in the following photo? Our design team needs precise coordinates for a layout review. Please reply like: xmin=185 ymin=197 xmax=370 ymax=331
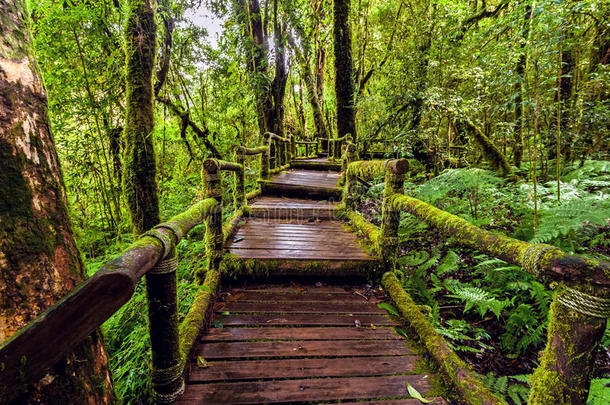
xmin=0 ymin=198 xmax=219 ymax=404
xmin=294 ymin=140 xmax=319 ymax=158
xmin=342 ymin=158 xmax=610 ymax=405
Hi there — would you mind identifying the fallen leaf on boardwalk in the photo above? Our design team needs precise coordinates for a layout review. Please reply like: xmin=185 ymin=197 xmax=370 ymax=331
xmin=370 ymin=324 xmax=376 ymax=330
xmin=355 ymin=319 xmax=361 ymax=327
xmin=221 ymin=311 xmax=230 ymax=315
xmin=378 ymin=302 xmax=400 ymax=316
xmin=224 ymin=293 xmax=244 ymax=303
xmin=214 ymin=302 xmax=226 ymax=311
xmin=197 ymin=356 xmax=210 ymax=368
xmin=406 ymin=382 xmax=433 ymax=403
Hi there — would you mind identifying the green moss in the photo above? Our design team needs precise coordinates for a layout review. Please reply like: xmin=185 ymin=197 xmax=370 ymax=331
xmin=382 ymin=272 xmax=505 ymax=405
xmin=178 ymin=268 xmax=220 ymax=363
xmin=219 ymin=254 xmax=377 ymax=280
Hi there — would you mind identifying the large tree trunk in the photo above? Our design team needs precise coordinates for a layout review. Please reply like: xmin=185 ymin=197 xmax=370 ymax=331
xmin=334 ymin=0 xmax=357 ymax=140
xmin=0 ymin=0 xmax=114 ymax=403
xmin=122 ymin=0 xmax=160 ymax=234
xmin=269 ymin=0 xmax=288 ymax=137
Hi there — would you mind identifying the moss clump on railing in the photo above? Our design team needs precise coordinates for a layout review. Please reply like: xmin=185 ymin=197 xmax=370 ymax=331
xmin=528 ymin=284 xmax=608 ymax=405
xmin=382 ymin=272 xmax=506 ymax=405
xmin=339 ymin=207 xmax=380 ymax=248
xmin=178 ymin=266 xmax=220 ymax=365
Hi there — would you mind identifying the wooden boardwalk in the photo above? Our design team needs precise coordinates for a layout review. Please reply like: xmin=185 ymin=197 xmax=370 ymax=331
xmin=177 ymin=285 xmax=447 ymax=405
xmin=176 ymin=159 xmax=449 ymax=404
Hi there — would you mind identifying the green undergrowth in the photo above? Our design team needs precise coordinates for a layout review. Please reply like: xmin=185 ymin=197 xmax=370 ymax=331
xmin=356 ymin=162 xmax=610 ymax=405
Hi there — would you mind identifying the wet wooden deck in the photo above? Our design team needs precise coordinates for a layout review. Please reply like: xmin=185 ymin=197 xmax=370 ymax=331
xmin=176 ymin=285 xmax=448 ymax=405
xmin=261 ymin=169 xmax=342 ymax=198
xmin=226 ymin=218 xmax=373 ymax=261
xmin=249 ymin=196 xmax=338 ymax=220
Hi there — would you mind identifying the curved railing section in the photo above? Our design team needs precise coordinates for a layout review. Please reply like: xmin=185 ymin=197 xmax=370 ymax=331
xmin=341 ymin=158 xmax=610 ymax=405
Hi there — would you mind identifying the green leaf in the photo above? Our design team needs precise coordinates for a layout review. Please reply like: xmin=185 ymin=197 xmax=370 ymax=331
xmin=398 ymin=251 xmax=429 ymax=266
xmin=394 ymin=326 xmax=408 ymax=338
xmin=196 ymin=356 xmax=209 ymax=368
xmin=201 ymin=285 xmax=212 ymax=293
xmin=406 ymin=382 xmax=433 ymax=403
xmin=213 ymin=320 xmax=223 ymax=328
xmin=221 ymin=311 xmax=230 ymax=315
xmin=378 ymin=302 xmax=399 ymax=316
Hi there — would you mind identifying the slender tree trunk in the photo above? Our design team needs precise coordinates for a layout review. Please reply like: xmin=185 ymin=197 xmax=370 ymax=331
xmin=513 ymin=0 xmax=531 ymax=168
xmin=270 ymin=0 xmax=287 ymax=137
xmin=334 ymin=0 xmax=357 ymax=140
xmin=122 ymin=0 xmax=160 ymax=235
xmin=287 ymin=33 xmax=328 ymax=141
xmin=0 ymin=1 xmax=114 ymax=403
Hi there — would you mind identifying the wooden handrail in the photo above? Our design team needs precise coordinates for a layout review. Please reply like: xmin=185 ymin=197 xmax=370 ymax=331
xmin=0 ymin=198 xmax=219 ymax=402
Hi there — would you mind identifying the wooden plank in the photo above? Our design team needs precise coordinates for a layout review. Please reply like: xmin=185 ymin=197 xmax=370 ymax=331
xmin=227 ymin=248 xmax=374 ymax=260
xmin=202 ymin=327 xmax=400 ymax=341
xmin=228 ymin=241 xmax=363 ymax=251
xmin=222 ymin=301 xmax=385 ymax=314
xmin=328 ymin=400 xmax=448 ymax=405
xmin=214 ymin=313 xmax=395 ymax=326
xmin=221 ymin=291 xmax=377 ymax=302
xmin=188 ymin=356 xmax=418 ymax=381
xmin=232 ymin=286 xmax=363 ymax=293
xmin=196 ymin=340 xmax=410 ymax=359
xmin=176 ymin=375 xmax=434 ymax=404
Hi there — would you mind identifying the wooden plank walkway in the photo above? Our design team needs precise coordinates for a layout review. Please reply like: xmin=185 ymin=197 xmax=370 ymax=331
xmin=227 ymin=219 xmax=374 ymax=261
xmin=249 ymin=196 xmax=338 ymax=220
xmin=177 ymin=285 xmax=448 ymax=405
xmin=261 ymin=169 xmax=342 ymax=198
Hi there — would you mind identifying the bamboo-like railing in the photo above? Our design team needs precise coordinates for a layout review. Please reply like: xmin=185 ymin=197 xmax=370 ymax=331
xmin=342 ymin=157 xmax=610 ymax=405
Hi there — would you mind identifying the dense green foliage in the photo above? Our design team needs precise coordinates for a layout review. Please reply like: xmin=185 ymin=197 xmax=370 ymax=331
xmin=19 ymin=0 xmax=609 ymax=403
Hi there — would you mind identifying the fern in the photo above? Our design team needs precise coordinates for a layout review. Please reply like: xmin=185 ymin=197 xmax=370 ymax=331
xmin=446 ymin=284 xmax=511 ymax=318
xmin=398 ymin=251 xmax=429 ymax=266
xmin=415 ymin=168 xmax=504 ymax=203
xmin=532 ymin=197 xmax=610 ymax=244
xmin=436 ymin=250 xmax=460 ymax=274
xmin=482 ymin=373 xmax=530 ymax=405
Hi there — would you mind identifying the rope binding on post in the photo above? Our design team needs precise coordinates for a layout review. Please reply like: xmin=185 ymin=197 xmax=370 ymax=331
xmin=521 ymin=244 xmax=556 ymax=276
xmin=557 ymin=286 xmax=610 ymax=319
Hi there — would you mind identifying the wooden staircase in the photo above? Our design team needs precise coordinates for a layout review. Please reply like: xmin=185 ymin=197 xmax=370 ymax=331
xmin=177 ymin=160 xmax=449 ymax=404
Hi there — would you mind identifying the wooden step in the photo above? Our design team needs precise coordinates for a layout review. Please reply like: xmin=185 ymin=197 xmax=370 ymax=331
xmin=176 ymin=375 xmax=443 ymax=404
xmin=249 ymin=196 xmax=338 ymax=220
xmin=260 ymin=169 xmax=342 ymax=199
xmin=291 ymin=157 xmax=342 ymax=171
xmin=179 ymin=284 xmax=447 ymax=404
xmin=227 ymin=219 xmax=374 ymax=262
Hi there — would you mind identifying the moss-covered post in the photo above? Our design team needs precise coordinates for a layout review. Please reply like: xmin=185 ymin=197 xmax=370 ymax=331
xmin=262 ymin=133 xmax=271 ymax=179
xmin=144 ymin=239 xmax=183 ymax=404
xmin=290 ymin=134 xmax=296 ymax=162
xmin=380 ymin=159 xmax=409 ymax=268
xmin=202 ymin=159 xmax=224 ymax=282
xmin=339 ymin=138 xmax=357 ymax=187
xmin=343 ymin=162 xmax=359 ymax=210
xmin=233 ymin=148 xmax=246 ymax=208
xmin=529 ymin=284 xmax=609 ymax=405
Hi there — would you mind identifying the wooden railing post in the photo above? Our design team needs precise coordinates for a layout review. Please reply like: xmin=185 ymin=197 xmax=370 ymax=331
xmin=202 ymin=159 xmax=224 ymax=280
xmin=529 ymin=284 xmax=609 ymax=405
xmin=145 ymin=231 xmax=183 ymax=403
xmin=233 ymin=148 xmax=246 ymax=208
xmin=342 ymin=163 xmax=359 ymax=211
xmin=379 ymin=159 xmax=409 ymax=267
xmin=290 ymin=134 xmax=296 ymax=161
xmin=262 ymin=134 xmax=271 ymax=179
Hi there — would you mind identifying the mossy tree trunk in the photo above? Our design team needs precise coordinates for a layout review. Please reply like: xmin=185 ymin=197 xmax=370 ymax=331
xmin=334 ymin=0 xmax=357 ymax=141
xmin=122 ymin=0 xmax=160 ymax=235
xmin=0 ymin=0 xmax=114 ymax=402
